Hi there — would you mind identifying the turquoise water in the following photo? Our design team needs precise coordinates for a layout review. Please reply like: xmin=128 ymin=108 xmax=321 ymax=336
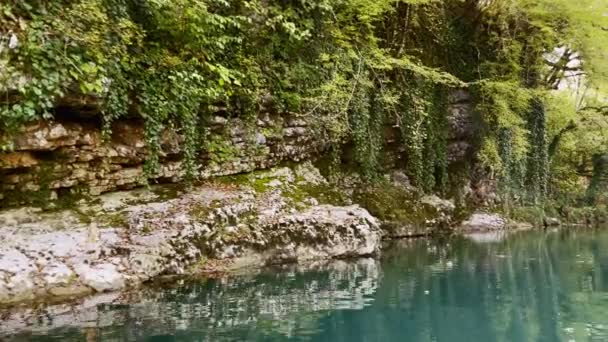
xmin=5 ymin=228 xmax=608 ymax=341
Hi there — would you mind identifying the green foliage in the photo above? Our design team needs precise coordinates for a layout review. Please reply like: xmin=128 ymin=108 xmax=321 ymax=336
xmin=204 ymin=133 xmax=239 ymax=167
xmin=0 ymin=0 xmax=606 ymax=205
xmin=525 ymin=98 xmax=549 ymax=204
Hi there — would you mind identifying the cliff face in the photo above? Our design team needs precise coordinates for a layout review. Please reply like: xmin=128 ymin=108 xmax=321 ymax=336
xmin=0 ymin=92 xmax=487 ymax=309
xmin=0 ymin=90 xmax=478 ymax=208
xmin=0 ymin=113 xmax=320 ymax=207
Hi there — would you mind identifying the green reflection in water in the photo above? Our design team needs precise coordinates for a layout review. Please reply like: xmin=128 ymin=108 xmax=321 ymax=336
xmin=5 ymin=228 xmax=608 ymax=341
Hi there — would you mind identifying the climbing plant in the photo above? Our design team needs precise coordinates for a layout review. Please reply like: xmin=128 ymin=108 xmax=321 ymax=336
xmin=0 ymin=0 xmax=606 ymax=203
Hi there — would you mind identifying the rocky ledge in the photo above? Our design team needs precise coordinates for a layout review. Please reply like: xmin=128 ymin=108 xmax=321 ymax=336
xmin=0 ymin=162 xmax=510 ymax=308
xmin=0 ymin=164 xmax=381 ymax=306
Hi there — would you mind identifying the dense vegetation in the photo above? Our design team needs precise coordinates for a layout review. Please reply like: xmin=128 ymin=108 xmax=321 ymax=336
xmin=0 ymin=0 xmax=607 ymax=210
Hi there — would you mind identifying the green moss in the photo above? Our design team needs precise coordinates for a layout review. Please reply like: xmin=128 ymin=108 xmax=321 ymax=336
xmin=261 ymin=124 xmax=283 ymax=140
xmin=188 ymin=256 xmax=209 ymax=272
xmin=214 ymin=171 xmax=275 ymax=193
xmin=351 ymin=181 xmax=438 ymax=227
xmin=189 ymin=199 xmax=224 ymax=221
xmin=140 ymin=222 xmax=154 ymax=234
xmin=66 ymin=273 xmax=79 ymax=285
xmin=0 ymin=184 xmax=92 ymax=212
xmin=283 ymin=183 xmax=349 ymax=207
xmin=99 ymin=212 xmax=129 ymax=228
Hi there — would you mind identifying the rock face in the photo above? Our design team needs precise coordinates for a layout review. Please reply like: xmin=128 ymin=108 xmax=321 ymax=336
xmin=0 ymin=113 xmax=320 ymax=206
xmin=447 ymin=89 xmax=475 ymax=164
xmin=254 ymin=205 xmax=380 ymax=263
xmin=0 ymin=90 xmax=479 ymax=207
xmin=0 ymin=166 xmax=381 ymax=306
xmin=0 ymin=90 xmax=482 ymax=305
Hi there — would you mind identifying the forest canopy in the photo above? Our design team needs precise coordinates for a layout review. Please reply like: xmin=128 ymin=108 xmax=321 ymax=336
xmin=0 ymin=0 xmax=607 ymax=205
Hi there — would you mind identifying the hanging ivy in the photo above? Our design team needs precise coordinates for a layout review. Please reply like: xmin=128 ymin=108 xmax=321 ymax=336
xmin=525 ymin=97 xmax=549 ymax=204
xmin=0 ymin=0 xmax=605 ymax=201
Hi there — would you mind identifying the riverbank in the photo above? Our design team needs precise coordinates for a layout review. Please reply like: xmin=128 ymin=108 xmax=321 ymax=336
xmin=0 ymin=163 xmax=514 ymax=309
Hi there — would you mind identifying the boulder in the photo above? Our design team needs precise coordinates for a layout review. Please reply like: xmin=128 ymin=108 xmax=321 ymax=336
xmin=460 ymin=212 xmax=507 ymax=232
xmin=543 ymin=217 xmax=561 ymax=227
xmin=421 ymin=195 xmax=455 ymax=214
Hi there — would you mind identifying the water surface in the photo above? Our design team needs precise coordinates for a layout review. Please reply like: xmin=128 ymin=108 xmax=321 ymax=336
xmin=5 ymin=228 xmax=608 ymax=341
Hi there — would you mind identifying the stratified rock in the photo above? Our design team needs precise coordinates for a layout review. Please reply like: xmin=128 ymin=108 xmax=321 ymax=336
xmin=259 ymin=205 xmax=381 ymax=263
xmin=0 ymin=114 xmax=321 ymax=207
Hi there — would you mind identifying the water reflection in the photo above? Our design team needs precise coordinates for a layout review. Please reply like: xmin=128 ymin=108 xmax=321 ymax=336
xmin=465 ymin=230 xmax=508 ymax=243
xmin=3 ymin=259 xmax=380 ymax=341
xmin=4 ymin=228 xmax=608 ymax=341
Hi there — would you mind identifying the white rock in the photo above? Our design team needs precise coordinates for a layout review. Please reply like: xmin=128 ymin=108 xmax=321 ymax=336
xmin=255 ymin=133 xmax=267 ymax=145
xmin=75 ymin=263 xmax=125 ymax=292
xmin=460 ymin=212 xmax=506 ymax=231
xmin=267 ymin=179 xmax=283 ymax=188
xmin=8 ymin=33 xmax=19 ymax=49
xmin=544 ymin=217 xmax=561 ymax=227
xmin=48 ymin=124 xmax=68 ymax=140
xmin=4 ymin=272 xmax=36 ymax=302
xmin=42 ymin=263 xmax=75 ymax=287
xmin=0 ymin=249 xmax=36 ymax=274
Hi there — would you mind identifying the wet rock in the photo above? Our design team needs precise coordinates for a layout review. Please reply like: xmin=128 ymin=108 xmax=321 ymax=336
xmin=0 ymin=259 xmax=378 ymax=337
xmin=382 ymin=223 xmax=430 ymax=238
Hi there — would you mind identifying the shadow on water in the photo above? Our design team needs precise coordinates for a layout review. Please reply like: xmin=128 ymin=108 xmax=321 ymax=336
xmin=4 ymin=227 xmax=608 ymax=341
